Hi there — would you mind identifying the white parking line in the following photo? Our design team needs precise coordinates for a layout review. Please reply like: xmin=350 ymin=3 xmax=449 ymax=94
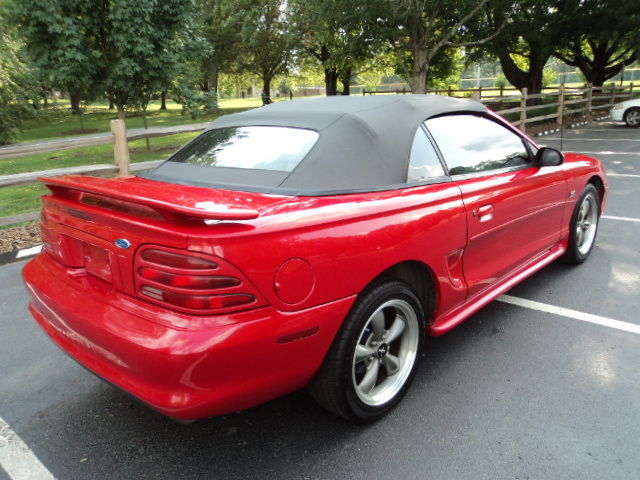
xmin=498 ymin=295 xmax=640 ymax=335
xmin=606 ymin=173 xmax=640 ymax=178
xmin=574 ymin=151 xmax=640 ymax=156
xmin=545 ymin=137 xmax=640 ymax=143
xmin=0 ymin=416 xmax=55 ymax=480
xmin=602 ymin=215 xmax=640 ymax=223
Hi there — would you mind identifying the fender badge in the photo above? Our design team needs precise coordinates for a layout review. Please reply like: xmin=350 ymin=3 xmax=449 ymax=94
xmin=115 ymin=239 xmax=131 ymax=249
xmin=569 ymin=190 xmax=577 ymax=199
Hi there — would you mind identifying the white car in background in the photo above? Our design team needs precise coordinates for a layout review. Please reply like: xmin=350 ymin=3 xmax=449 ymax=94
xmin=611 ymin=98 xmax=640 ymax=127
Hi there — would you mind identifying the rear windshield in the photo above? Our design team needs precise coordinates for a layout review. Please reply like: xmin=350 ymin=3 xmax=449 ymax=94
xmin=167 ymin=126 xmax=319 ymax=172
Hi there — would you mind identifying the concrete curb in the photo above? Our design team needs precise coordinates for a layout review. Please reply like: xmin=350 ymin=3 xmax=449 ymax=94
xmin=0 ymin=245 xmax=42 ymax=266
xmin=533 ymin=115 xmax=611 ymax=137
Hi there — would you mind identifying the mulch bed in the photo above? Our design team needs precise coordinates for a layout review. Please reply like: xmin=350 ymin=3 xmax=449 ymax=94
xmin=0 ymin=222 xmax=41 ymax=254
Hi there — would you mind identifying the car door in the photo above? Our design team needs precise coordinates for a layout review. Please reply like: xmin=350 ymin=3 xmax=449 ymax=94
xmin=425 ymin=114 xmax=567 ymax=299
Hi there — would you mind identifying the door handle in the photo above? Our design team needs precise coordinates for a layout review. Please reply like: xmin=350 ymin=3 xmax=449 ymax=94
xmin=477 ymin=204 xmax=494 ymax=222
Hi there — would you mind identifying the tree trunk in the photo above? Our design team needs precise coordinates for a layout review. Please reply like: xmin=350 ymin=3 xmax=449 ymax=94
xmin=325 ymin=68 xmax=339 ymax=96
xmin=409 ymin=45 xmax=429 ymax=94
xmin=497 ymin=51 xmax=546 ymax=96
xmin=309 ymin=46 xmax=339 ymax=96
xmin=557 ymin=44 xmax=632 ymax=88
xmin=69 ymin=90 xmax=82 ymax=115
xmin=340 ymin=67 xmax=352 ymax=95
xmin=585 ymin=43 xmax=629 ymax=87
xmin=207 ymin=62 xmax=219 ymax=94
xmin=160 ymin=91 xmax=167 ymax=110
xmin=263 ymin=76 xmax=272 ymax=102
xmin=206 ymin=61 xmax=220 ymax=113
xmin=143 ymin=110 xmax=150 ymax=150
xmin=116 ymin=101 xmax=126 ymax=121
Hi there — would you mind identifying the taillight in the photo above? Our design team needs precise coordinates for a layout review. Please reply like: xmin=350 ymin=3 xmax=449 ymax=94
xmin=40 ymin=211 xmax=53 ymax=253
xmin=135 ymin=246 xmax=265 ymax=314
xmin=140 ymin=249 xmax=217 ymax=269
xmin=138 ymin=267 xmax=240 ymax=289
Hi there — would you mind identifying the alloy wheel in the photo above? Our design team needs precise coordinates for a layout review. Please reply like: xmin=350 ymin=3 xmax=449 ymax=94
xmin=351 ymin=298 xmax=420 ymax=407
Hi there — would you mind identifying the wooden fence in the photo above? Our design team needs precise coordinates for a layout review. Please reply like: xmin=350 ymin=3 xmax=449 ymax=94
xmin=0 ymin=121 xmax=207 ymax=227
xmin=1 ymin=82 xmax=639 ymax=227
xmin=364 ymin=82 xmax=637 ymax=132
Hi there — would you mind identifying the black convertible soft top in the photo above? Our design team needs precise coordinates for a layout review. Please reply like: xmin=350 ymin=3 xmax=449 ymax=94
xmin=141 ymin=94 xmax=487 ymax=195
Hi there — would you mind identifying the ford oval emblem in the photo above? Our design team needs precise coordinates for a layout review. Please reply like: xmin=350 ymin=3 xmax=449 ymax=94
xmin=115 ymin=238 xmax=131 ymax=249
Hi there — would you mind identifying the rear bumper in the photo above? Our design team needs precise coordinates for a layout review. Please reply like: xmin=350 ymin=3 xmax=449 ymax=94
xmin=23 ymin=253 xmax=353 ymax=420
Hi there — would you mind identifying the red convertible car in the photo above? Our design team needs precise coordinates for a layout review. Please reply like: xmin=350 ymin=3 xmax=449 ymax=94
xmin=23 ymin=95 xmax=607 ymax=421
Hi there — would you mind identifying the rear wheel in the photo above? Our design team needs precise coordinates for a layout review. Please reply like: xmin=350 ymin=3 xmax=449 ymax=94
xmin=560 ymin=184 xmax=600 ymax=264
xmin=624 ymin=108 xmax=640 ymax=127
xmin=308 ymin=280 xmax=424 ymax=421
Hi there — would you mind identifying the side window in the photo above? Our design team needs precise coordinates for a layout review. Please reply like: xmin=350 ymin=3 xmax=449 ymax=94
xmin=425 ymin=115 xmax=531 ymax=176
xmin=407 ymin=127 xmax=446 ymax=182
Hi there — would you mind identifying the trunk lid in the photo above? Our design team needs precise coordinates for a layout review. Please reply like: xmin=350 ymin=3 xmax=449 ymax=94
xmin=38 ymin=175 xmax=280 ymax=307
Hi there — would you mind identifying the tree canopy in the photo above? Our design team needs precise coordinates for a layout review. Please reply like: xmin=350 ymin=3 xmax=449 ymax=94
xmin=554 ymin=0 xmax=640 ymax=87
xmin=0 ymin=0 xmax=38 ymax=144
xmin=15 ymin=0 xmax=198 ymax=119
xmin=3 ymin=0 xmax=639 ymax=140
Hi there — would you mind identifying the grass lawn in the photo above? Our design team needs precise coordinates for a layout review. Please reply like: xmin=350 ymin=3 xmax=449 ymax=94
xmin=15 ymin=98 xmax=263 ymax=143
xmin=0 ymin=132 xmax=200 ymax=177
xmin=0 ymin=183 xmax=48 ymax=219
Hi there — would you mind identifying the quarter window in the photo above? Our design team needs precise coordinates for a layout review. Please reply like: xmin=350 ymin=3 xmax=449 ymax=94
xmin=425 ymin=115 xmax=531 ymax=176
xmin=407 ymin=128 xmax=446 ymax=182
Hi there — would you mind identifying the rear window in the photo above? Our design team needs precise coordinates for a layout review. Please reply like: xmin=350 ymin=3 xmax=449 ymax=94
xmin=167 ymin=126 xmax=319 ymax=172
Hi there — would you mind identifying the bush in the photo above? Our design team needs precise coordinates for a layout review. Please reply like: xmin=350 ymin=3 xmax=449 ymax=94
xmin=494 ymin=74 xmax=509 ymax=89
xmin=543 ymin=68 xmax=557 ymax=88
xmin=172 ymin=87 xmax=219 ymax=119
xmin=0 ymin=102 xmax=35 ymax=145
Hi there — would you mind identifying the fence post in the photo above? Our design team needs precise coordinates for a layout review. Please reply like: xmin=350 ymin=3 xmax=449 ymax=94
xmin=520 ymin=88 xmax=528 ymax=133
xmin=629 ymin=82 xmax=634 ymax=99
xmin=110 ymin=119 xmax=130 ymax=177
xmin=472 ymin=89 xmax=481 ymax=101
xmin=557 ymin=83 xmax=565 ymax=126
xmin=610 ymin=82 xmax=616 ymax=105
xmin=586 ymin=83 xmax=593 ymax=118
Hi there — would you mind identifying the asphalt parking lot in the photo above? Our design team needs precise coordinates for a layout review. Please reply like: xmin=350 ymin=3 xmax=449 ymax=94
xmin=1 ymin=120 xmax=639 ymax=480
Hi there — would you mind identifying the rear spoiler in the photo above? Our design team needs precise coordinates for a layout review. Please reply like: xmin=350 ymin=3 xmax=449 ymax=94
xmin=40 ymin=175 xmax=260 ymax=222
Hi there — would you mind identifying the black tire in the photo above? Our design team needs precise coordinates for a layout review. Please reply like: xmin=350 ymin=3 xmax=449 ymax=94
xmin=559 ymin=184 xmax=600 ymax=264
xmin=308 ymin=279 xmax=424 ymax=421
xmin=624 ymin=108 xmax=640 ymax=128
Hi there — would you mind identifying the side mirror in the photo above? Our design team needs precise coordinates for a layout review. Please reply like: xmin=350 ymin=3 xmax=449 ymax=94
xmin=535 ymin=147 xmax=564 ymax=167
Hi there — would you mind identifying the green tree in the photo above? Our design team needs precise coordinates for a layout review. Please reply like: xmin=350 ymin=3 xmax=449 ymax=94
xmin=0 ymin=0 xmax=38 ymax=144
xmin=12 ymin=0 xmax=96 ymax=113
xmin=16 ymin=0 xmax=197 ymax=120
xmin=554 ymin=0 xmax=640 ymax=87
xmin=289 ymin=0 xmax=379 ymax=96
xmin=198 ymin=0 xmax=243 ymax=109
xmin=380 ymin=0 xmax=502 ymax=94
xmin=474 ymin=0 xmax=569 ymax=95
xmin=236 ymin=0 xmax=292 ymax=102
